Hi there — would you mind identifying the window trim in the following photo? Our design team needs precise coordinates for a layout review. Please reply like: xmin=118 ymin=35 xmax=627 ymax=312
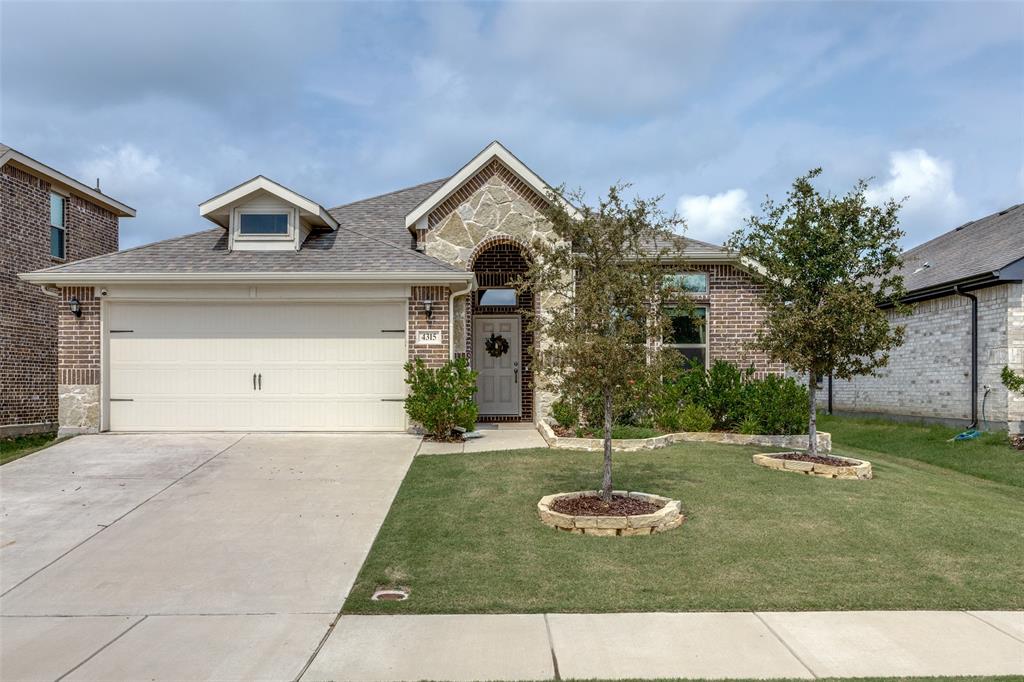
xmin=49 ymin=191 xmax=66 ymax=260
xmin=665 ymin=304 xmax=708 ymax=364
xmin=233 ymin=207 xmax=294 ymax=241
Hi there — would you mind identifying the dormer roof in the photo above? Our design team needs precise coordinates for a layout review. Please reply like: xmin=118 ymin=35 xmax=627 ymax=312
xmin=199 ymin=175 xmax=338 ymax=230
xmin=404 ymin=140 xmax=578 ymax=231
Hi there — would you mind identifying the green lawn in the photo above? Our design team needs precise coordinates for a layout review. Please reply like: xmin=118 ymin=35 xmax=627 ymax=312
xmin=345 ymin=437 xmax=1024 ymax=614
xmin=820 ymin=415 xmax=1024 ymax=488
xmin=0 ymin=432 xmax=62 ymax=466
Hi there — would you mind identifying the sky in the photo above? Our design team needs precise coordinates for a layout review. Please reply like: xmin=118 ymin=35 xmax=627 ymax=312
xmin=2 ymin=1 xmax=1022 ymax=250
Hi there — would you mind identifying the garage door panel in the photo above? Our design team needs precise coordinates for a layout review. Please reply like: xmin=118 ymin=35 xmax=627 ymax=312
xmin=107 ymin=302 xmax=408 ymax=431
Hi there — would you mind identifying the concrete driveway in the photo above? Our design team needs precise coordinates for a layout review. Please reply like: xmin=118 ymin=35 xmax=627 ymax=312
xmin=0 ymin=432 xmax=419 ymax=681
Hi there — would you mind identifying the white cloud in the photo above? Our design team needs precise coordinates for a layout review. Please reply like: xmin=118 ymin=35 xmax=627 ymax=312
xmin=866 ymin=149 xmax=963 ymax=214
xmin=676 ymin=189 xmax=752 ymax=244
xmin=77 ymin=144 xmax=162 ymax=195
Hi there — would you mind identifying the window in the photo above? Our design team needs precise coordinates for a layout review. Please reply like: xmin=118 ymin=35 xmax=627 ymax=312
xmin=238 ymin=212 xmax=289 ymax=236
xmin=478 ymin=288 xmax=517 ymax=306
xmin=664 ymin=272 xmax=708 ymax=293
xmin=665 ymin=306 xmax=707 ymax=365
xmin=50 ymin=192 xmax=65 ymax=259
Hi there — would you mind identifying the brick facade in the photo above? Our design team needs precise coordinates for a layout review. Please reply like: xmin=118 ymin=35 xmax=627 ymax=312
xmin=817 ymin=283 xmax=1024 ymax=431
xmin=408 ymin=286 xmax=451 ymax=368
xmin=1 ymin=162 xmax=118 ymax=435
xmin=689 ymin=263 xmax=785 ymax=376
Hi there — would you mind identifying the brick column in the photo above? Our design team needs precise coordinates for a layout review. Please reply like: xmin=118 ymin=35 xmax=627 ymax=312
xmin=58 ymin=286 xmax=101 ymax=435
xmin=408 ymin=286 xmax=451 ymax=368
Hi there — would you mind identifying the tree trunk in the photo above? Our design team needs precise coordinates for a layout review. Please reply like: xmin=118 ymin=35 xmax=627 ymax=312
xmin=807 ymin=369 xmax=818 ymax=457
xmin=601 ymin=388 xmax=613 ymax=501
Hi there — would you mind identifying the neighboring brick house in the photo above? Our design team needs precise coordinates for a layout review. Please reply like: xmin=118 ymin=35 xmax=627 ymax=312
xmin=1 ymin=144 xmax=134 ymax=437
xmin=818 ymin=204 xmax=1024 ymax=433
xmin=22 ymin=141 xmax=778 ymax=435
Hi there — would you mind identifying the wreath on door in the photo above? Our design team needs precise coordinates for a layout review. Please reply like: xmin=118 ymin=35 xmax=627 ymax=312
xmin=484 ymin=333 xmax=510 ymax=358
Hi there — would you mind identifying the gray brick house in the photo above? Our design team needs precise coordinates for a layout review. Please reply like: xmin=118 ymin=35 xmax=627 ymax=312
xmin=21 ymin=141 xmax=779 ymax=435
xmin=1 ymin=144 xmax=134 ymax=437
xmin=821 ymin=204 xmax=1024 ymax=432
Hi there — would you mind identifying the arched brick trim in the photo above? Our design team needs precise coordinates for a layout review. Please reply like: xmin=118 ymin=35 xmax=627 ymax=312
xmin=468 ymin=234 xmax=533 ymax=270
xmin=428 ymin=158 xmax=549 ymax=230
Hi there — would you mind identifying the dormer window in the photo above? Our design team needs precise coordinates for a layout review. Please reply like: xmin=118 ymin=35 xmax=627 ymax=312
xmin=199 ymin=176 xmax=338 ymax=253
xmin=239 ymin=212 xmax=289 ymax=236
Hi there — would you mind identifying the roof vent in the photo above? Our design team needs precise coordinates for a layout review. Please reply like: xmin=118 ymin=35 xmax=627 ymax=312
xmin=912 ymin=261 xmax=932 ymax=275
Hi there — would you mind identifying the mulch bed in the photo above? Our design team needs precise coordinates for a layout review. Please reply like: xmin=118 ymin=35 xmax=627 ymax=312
xmin=551 ymin=494 xmax=662 ymax=517
xmin=771 ymin=452 xmax=853 ymax=467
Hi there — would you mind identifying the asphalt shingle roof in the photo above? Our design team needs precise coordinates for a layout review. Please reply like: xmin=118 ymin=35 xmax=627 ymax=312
xmin=35 ymin=225 xmax=463 ymax=275
xmin=28 ymin=172 xmax=736 ymax=278
xmin=898 ymin=204 xmax=1024 ymax=293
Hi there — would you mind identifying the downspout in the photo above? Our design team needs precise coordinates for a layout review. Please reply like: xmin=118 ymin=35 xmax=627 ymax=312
xmin=41 ymin=285 xmax=61 ymax=299
xmin=954 ymin=286 xmax=978 ymax=428
xmin=449 ymin=280 xmax=474 ymax=360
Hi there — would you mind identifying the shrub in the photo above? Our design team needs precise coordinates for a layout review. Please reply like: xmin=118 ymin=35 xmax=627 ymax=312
xmin=737 ymin=416 xmax=762 ymax=435
xmin=551 ymin=398 xmax=578 ymax=428
xmin=679 ymin=403 xmax=713 ymax=432
xmin=703 ymin=360 xmax=749 ymax=430
xmin=404 ymin=357 xmax=478 ymax=438
xmin=740 ymin=374 xmax=808 ymax=435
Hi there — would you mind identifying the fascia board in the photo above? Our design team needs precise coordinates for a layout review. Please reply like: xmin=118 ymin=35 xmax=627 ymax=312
xmin=2 ymin=150 xmax=136 ymax=217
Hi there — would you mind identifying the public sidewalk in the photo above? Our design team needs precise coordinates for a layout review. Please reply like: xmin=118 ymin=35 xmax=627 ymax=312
xmin=302 ymin=610 xmax=1024 ymax=681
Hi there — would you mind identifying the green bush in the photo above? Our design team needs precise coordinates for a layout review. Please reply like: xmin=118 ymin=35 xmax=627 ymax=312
xmin=703 ymin=360 xmax=749 ymax=430
xmin=737 ymin=416 xmax=762 ymax=435
xmin=740 ymin=374 xmax=808 ymax=435
xmin=679 ymin=403 xmax=713 ymax=432
xmin=551 ymin=398 xmax=578 ymax=428
xmin=404 ymin=357 xmax=478 ymax=438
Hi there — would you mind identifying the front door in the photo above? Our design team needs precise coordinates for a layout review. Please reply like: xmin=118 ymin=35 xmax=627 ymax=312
xmin=473 ymin=316 xmax=521 ymax=416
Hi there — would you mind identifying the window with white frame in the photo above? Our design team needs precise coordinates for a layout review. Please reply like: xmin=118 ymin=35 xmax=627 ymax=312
xmin=237 ymin=211 xmax=290 ymax=236
xmin=665 ymin=306 xmax=707 ymax=365
xmin=50 ymin=192 xmax=66 ymax=259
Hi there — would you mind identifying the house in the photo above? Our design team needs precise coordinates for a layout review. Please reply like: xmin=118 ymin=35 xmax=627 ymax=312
xmin=821 ymin=204 xmax=1024 ymax=432
xmin=21 ymin=141 xmax=779 ymax=435
xmin=1 ymin=144 xmax=135 ymax=437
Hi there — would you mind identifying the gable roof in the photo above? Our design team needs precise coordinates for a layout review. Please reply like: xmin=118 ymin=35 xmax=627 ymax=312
xmin=404 ymin=141 xmax=578 ymax=230
xmin=898 ymin=203 xmax=1024 ymax=295
xmin=0 ymin=143 xmax=135 ymax=217
xmin=199 ymin=175 xmax=338 ymax=230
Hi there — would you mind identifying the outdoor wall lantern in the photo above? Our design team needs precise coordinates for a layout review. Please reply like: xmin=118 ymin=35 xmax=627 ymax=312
xmin=68 ymin=297 xmax=82 ymax=318
xmin=423 ymin=300 xmax=433 ymax=319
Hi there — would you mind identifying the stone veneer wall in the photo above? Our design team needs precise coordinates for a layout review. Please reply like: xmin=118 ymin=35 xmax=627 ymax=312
xmin=816 ymin=283 xmax=1024 ymax=431
xmin=423 ymin=163 xmax=557 ymax=421
xmin=1 ymin=163 xmax=118 ymax=435
xmin=58 ymin=286 xmax=102 ymax=435
xmin=408 ymin=286 xmax=451 ymax=368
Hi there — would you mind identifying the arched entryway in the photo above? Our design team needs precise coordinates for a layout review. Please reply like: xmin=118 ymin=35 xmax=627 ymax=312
xmin=469 ymin=237 xmax=534 ymax=422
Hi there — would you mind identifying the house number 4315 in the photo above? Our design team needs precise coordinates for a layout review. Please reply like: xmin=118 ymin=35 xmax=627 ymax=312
xmin=415 ymin=330 xmax=442 ymax=345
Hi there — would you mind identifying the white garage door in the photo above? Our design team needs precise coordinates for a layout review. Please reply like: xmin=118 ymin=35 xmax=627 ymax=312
xmin=107 ymin=301 xmax=407 ymax=431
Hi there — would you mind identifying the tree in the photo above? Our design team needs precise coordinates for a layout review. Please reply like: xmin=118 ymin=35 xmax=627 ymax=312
xmin=728 ymin=168 xmax=906 ymax=457
xmin=522 ymin=184 xmax=688 ymax=500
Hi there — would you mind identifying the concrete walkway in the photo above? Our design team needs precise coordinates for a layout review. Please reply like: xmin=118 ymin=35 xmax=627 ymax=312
xmin=303 ymin=610 xmax=1024 ymax=681
xmin=417 ymin=422 xmax=547 ymax=455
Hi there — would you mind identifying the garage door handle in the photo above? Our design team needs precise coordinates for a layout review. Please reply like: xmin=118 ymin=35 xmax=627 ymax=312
xmin=258 ymin=373 xmax=262 ymax=390
xmin=253 ymin=373 xmax=257 ymax=391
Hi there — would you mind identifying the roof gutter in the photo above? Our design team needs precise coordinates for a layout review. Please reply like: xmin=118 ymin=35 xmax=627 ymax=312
xmin=18 ymin=271 xmax=475 ymax=286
